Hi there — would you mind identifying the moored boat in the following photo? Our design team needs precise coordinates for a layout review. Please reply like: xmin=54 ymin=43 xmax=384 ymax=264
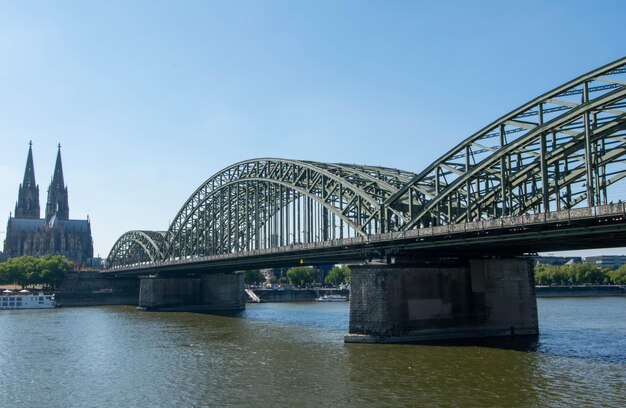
xmin=1 ymin=290 xmax=56 ymax=309
xmin=315 ymin=294 xmax=348 ymax=302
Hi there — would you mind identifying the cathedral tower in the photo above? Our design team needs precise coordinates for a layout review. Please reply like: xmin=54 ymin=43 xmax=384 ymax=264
xmin=14 ymin=141 xmax=40 ymax=219
xmin=5 ymin=142 xmax=93 ymax=263
xmin=45 ymin=143 xmax=69 ymax=221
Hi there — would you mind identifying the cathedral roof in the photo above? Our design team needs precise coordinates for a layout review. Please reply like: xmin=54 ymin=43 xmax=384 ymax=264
xmin=7 ymin=218 xmax=46 ymax=230
xmin=8 ymin=217 xmax=91 ymax=233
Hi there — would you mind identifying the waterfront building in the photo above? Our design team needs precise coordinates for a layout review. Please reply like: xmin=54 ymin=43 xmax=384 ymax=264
xmin=584 ymin=255 xmax=626 ymax=269
xmin=3 ymin=142 xmax=94 ymax=264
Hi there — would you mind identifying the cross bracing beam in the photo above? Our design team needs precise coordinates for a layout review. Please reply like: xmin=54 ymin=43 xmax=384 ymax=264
xmin=407 ymin=88 xmax=626 ymax=227
xmin=453 ymin=122 xmax=626 ymax=224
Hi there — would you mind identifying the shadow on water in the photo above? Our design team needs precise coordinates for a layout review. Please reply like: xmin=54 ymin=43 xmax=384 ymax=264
xmin=155 ymin=306 xmax=626 ymax=364
xmin=184 ymin=310 xmax=246 ymax=318
xmin=185 ymin=307 xmax=542 ymax=352
xmin=142 ymin=299 xmax=626 ymax=364
xmin=414 ymin=334 xmax=540 ymax=352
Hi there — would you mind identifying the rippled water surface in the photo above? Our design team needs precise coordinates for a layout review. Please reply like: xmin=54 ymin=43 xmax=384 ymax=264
xmin=1 ymin=298 xmax=625 ymax=407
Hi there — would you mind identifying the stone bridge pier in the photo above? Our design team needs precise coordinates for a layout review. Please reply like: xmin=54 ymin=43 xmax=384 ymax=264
xmin=345 ymin=258 xmax=538 ymax=343
xmin=138 ymin=273 xmax=245 ymax=312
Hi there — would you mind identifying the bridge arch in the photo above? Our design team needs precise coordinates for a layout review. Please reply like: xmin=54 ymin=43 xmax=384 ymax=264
xmin=106 ymin=230 xmax=167 ymax=268
xmin=163 ymin=159 xmax=416 ymax=258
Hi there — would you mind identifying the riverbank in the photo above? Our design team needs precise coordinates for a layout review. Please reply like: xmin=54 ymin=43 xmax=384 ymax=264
xmin=248 ymin=286 xmax=625 ymax=302
xmin=54 ymin=271 xmax=139 ymax=306
xmin=6 ymin=280 xmax=623 ymax=308
xmin=52 ymin=284 xmax=626 ymax=306
xmin=249 ymin=288 xmax=349 ymax=302
xmin=536 ymin=285 xmax=626 ymax=297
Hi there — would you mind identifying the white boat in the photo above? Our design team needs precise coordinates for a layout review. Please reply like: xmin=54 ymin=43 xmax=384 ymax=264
xmin=315 ymin=294 xmax=348 ymax=302
xmin=0 ymin=290 xmax=56 ymax=309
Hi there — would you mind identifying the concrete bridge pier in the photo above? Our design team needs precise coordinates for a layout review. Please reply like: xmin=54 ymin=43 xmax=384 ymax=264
xmin=345 ymin=258 xmax=538 ymax=343
xmin=138 ymin=273 xmax=245 ymax=312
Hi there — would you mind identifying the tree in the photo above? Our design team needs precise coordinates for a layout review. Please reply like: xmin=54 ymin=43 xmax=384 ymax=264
xmin=286 ymin=266 xmax=315 ymax=287
xmin=0 ymin=262 xmax=8 ymax=285
xmin=608 ymin=266 xmax=626 ymax=284
xmin=569 ymin=263 xmax=606 ymax=285
xmin=532 ymin=262 xmax=624 ymax=285
xmin=534 ymin=264 xmax=552 ymax=285
xmin=0 ymin=255 xmax=73 ymax=290
xmin=2 ymin=256 xmax=37 ymax=288
xmin=1 ymin=258 xmax=19 ymax=285
xmin=38 ymin=255 xmax=73 ymax=290
xmin=242 ymin=269 xmax=266 ymax=285
xmin=324 ymin=265 xmax=351 ymax=286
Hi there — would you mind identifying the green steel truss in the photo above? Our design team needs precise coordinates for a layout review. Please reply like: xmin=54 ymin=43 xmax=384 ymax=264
xmin=106 ymin=57 xmax=626 ymax=268
xmin=106 ymin=230 xmax=167 ymax=269
xmin=163 ymin=159 xmax=416 ymax=259
xmin=384 ymin=57 xmax=626 ymax=229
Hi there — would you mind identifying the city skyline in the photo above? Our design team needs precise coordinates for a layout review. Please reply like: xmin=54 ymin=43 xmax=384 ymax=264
xmin=1 ymin=1 xmax=625 ymax=259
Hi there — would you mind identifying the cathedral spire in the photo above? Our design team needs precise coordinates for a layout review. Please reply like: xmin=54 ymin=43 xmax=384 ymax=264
xmin=14 ymin=141 xmax=40 ymax=218
xmin=45 ymin=143 xmax=69 ymax=221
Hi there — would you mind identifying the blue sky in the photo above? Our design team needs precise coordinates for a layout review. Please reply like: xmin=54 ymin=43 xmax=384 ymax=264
xmin=1 ymin=0 xmax=625 ymax=258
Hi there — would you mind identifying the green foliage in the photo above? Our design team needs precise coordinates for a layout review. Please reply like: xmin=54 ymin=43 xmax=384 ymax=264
xmin=242 ymin=269 xmax=266 ymax=285
xmin=608 ymin=266 xmax=626 ymax=285
xmin=286 ymin=266 xmax=316 ymax=287
xmin=0 ymin=255 xmax=73 ymax=289
xmin=534 ymin=262 xmax=623 ymax=285
xmin=39 ymin=255 xmax=73 ymax=289
xmin=324 ymin=265 xmax=351 ymax=286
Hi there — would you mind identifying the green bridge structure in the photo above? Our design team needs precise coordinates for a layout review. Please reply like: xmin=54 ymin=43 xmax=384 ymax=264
xmin=104 ymin=56 xmax=626 ymax=343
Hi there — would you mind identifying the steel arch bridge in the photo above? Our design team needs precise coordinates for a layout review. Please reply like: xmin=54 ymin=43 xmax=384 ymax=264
xmin=107 ymin=231 xmax=167 ymax=267
xmin=106 ymin=57 xmax=626 ymax=269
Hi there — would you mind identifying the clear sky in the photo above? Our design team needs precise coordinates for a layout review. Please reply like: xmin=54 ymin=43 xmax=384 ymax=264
xmin=1 ymin=0 xmax=625 ymax=259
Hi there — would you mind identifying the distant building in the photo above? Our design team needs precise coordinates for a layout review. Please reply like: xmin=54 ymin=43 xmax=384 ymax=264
xmin=584 ymin=255 xmax=626 ymax=269
xmin=3 ymin=142 xmax=94 ymax=264
xmin=84 ymin=257 xmax=104 ymax=269
xmin=532 ymin=255 xmax=582 ymax=266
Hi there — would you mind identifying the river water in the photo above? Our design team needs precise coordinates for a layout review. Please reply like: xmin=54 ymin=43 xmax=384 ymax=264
xmin=1 ymin=298 xmax=625 ymax=407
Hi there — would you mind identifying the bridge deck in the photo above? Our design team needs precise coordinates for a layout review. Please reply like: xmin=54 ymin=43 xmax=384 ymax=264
xmin=103 ymin=203 xmax=626 ymax=275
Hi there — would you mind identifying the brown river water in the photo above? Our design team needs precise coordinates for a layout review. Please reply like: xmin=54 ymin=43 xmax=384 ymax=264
xmin=1 ymin=298 xmax=624 ymax=407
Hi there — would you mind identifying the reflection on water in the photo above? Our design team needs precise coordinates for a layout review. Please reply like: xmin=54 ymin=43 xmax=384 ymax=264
xmin=417 ymin=334 xmax=541 ymax=352
xmin=0 ymin=298 xmax=624 ymax=407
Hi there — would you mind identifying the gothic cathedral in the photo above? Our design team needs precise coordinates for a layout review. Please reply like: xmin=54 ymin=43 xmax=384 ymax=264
xmin=3 ymin=142 xmax=94 ymax=264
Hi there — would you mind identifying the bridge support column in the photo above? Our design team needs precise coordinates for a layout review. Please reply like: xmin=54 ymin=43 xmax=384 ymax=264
xmin=138 ymin=273 xmax=244 ymax=312
xmin=345 ymin=258 xmax=538 ymax=343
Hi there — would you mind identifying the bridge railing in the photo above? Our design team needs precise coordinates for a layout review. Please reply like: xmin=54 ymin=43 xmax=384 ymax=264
xmin=545 ymin=212 xmax=563 ymax=223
